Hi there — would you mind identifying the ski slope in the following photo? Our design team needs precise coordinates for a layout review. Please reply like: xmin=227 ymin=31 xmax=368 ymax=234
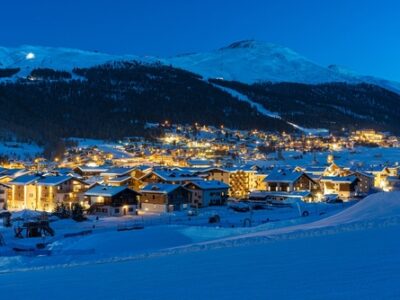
xmin=212 ymin=82 xmax=329 ymax=135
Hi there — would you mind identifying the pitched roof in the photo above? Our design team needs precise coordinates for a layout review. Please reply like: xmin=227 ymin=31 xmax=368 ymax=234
xmin=320 ymin=175 xmax=358 ymax=184
xmin=3 ymin=168 xmax=30 ymax=178
xmin=9 ymin=174 xmax=40 ymax=185
xmin=76 ymin=166 xmax=110 ymax=173
xmin=108 ymin=175 xmax=131 ymax=183
xmin=140 ymin=183 xmax=181 ymax=194
xmin=100 ymin=167 xmax=134 ymax=177
xmin=185 ymin=180 xmax=229 ymax=190
xmin=37 ymin=175 xmax=74 ymax=186
xmin=145 ymin=169 xmax=202 ymax=182
xmin=85 ymin=185 xmax=130 ymax=197
xmin=264 ymin=170 xmax=305 ymax=183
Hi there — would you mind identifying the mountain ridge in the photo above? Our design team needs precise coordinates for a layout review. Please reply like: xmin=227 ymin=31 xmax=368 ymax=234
xmin=0 ymin=40 xmax=399 ymax=93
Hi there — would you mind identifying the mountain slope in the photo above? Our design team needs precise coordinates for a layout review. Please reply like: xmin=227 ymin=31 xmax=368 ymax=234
xmin=0 ymin=45 xmax=147 ymax=79
xmin=209 ymin=78 xmax=400 ymax=134
xmin=165 ymin=40 xmax=351 ymax=84
xmin=165 ymin=40 xmax=400 ymax=94
xmin=0 ymin=41 xmax=400 ymax=147
xmin=1 ymin=41 xmax=399 ymax=94
xmin=0 ymin=62 xmax=291 ymax=145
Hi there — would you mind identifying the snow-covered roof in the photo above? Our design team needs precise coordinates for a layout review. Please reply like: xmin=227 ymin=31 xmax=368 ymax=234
xmin=77 ymin=166 xmax=110 ymax=173
xmin=54 ymin=167 xmax=74 ymax=175
xmin=353 ymin=171 xmax=375 ymax=178
xmin=185 ymin=180 xmax=229 ymax=190
xmin=85 ymin=185 xmax=129 ymax=197
xmin=320 ymin=175 xmax=358 ymax=184
xmin=108 ymin=175 xmax=131 ymax=183
xmin=37 ymin=175 xmax=74 ymax=186
xmin=100 ymin=167 xmax=134 ymax=177
xmin=187 ymin=159 xmax=214 ymax=166
xmin=9 ymin=174 xmax=40 ymax=185
xmin=134 ymin=165 xmax=153 ymax=172
xmin=264 ymin=170 xmax=306 ymax=183
xmin=140 ymin=183 xmax=181 ymax=194
xmin=145 ymin=169 xmax=202 ymax=182
xmin=301 ymin=165 xmax=327 ymax=174
xmin=2 ymin=168 xmax=30 ymax=178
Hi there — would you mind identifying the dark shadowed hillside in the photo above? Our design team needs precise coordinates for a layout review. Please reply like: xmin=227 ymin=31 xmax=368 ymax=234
xmin=0 ymin=62 xmax=290 ymax=145
xmin=209 ymin=79 xmax=400 ymax=134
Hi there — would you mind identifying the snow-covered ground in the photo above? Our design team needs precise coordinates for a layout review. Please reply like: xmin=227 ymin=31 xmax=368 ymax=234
xmin=256 ymin=146 xmax=400 ymax=168
xmin=2 ymin=192 xmax=400 ymax=299
xmin=68 ymin=138 xmax=134 ymax=159
xmin=0 ymin=141 xmax=42 ymax=160
xmin=0 ymin=202 xmax=348 ymax=272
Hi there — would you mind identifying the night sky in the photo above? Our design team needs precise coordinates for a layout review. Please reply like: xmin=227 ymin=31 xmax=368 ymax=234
xmin=2 ymin=0 xmax=400 ymax=80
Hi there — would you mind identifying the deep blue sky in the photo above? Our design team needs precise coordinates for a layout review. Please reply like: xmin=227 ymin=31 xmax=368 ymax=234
xmin=2 ymin=0 xmax=400 ymax=80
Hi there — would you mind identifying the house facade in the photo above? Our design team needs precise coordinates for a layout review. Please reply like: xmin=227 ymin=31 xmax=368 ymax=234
xmin=184 ymin=180 xmax=229 ymax=207
xmin=7 ymin=175 xmax=89 ymax=211
xmin=85 ymin=185 xmax=140 ymax=216
xmin=139 ymin=183 xmax=190 ymax=213
xmin=320 ymin=175 xmax=359 ymax=200
xmin=264 ymin=170 xmax=316 ymax=193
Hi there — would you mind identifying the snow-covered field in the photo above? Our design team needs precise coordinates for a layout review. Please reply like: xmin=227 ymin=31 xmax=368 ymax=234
xmin=2 ymin=192 xmax=400 ymax=299
xmin=0 ymin=141 xmax=42 ymax=160
xmin=68 ymin=137 xmax=134 ymax=159
xmin=259 ymin=146 xmax=400 ymax=168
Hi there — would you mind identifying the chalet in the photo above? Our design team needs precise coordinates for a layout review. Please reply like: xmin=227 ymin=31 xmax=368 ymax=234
xmin=195 ymin=167 xmax=264 ymax=199
xmin=323 ymin=163 xmax=351 ymax=177
xmin=73 ymin=166 xmax=110 ymax=179
xmin=385 ymin=176 xmax=400 ymax=192
xmin=85 ymin=185 xmax=140 ymax=216
xmin=264 ymin=170 xmax=317 ymax=193
xmin=132 ymin=166 xmax=153 ymax=180
xmin=195 ymin=168 xmax=230 ymax=185
xmin=131 ymin=166 xmax=153 ymax=190
xmin=139 ymin=169 xmax=202 ymax=186
xmin=353 ymin=171 xmax=374 ymax=195
xmin=295 ymin=165 xmax=326 ymax=183
xmin=0 ymin=168 xmax=31 ymax=184
xmin=107 ymin=176 xmax=132 ymax=187
xmin=36 ymin=176 xmax=90 ymax=211
xmin=139 ymin=183 xmax=190 ymax=213
xmin=365 ymin=166 xmax=397 ymax=190
xmin=7 ymin=175 xmax=41 ymax=210
xmin=100 ymin=167 xmax=134 ymax=186
xmin=225 ymin=167 xmax=259 ymax=198
xmin=320 ymin=175 xmax=359 ymax=200
xmin=184 ymin=180 xmax=229 ymax=207
xmin=7 ymin=175 xmax=90 ymax=211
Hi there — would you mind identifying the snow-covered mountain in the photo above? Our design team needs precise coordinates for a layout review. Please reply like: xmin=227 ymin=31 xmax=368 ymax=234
xmin=0 ymin=45 xmax=145 ymax=78
xmin=165 ymin=40 xmax=352 ymax=84
xmin=1 ymin=40 xmax=399 ymax=94
xmin=164 ymin=40 xmax=400 ymax=93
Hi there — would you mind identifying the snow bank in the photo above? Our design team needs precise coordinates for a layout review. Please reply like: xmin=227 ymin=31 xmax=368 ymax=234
xmin=176 ymin=192 xmax=400 ymax=252
xmin=311 ymin=191 xmax=400 ymax=226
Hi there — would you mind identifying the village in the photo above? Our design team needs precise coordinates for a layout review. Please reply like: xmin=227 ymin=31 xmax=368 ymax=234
xmin=0 ymin=124 xmax=398 ymax=221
